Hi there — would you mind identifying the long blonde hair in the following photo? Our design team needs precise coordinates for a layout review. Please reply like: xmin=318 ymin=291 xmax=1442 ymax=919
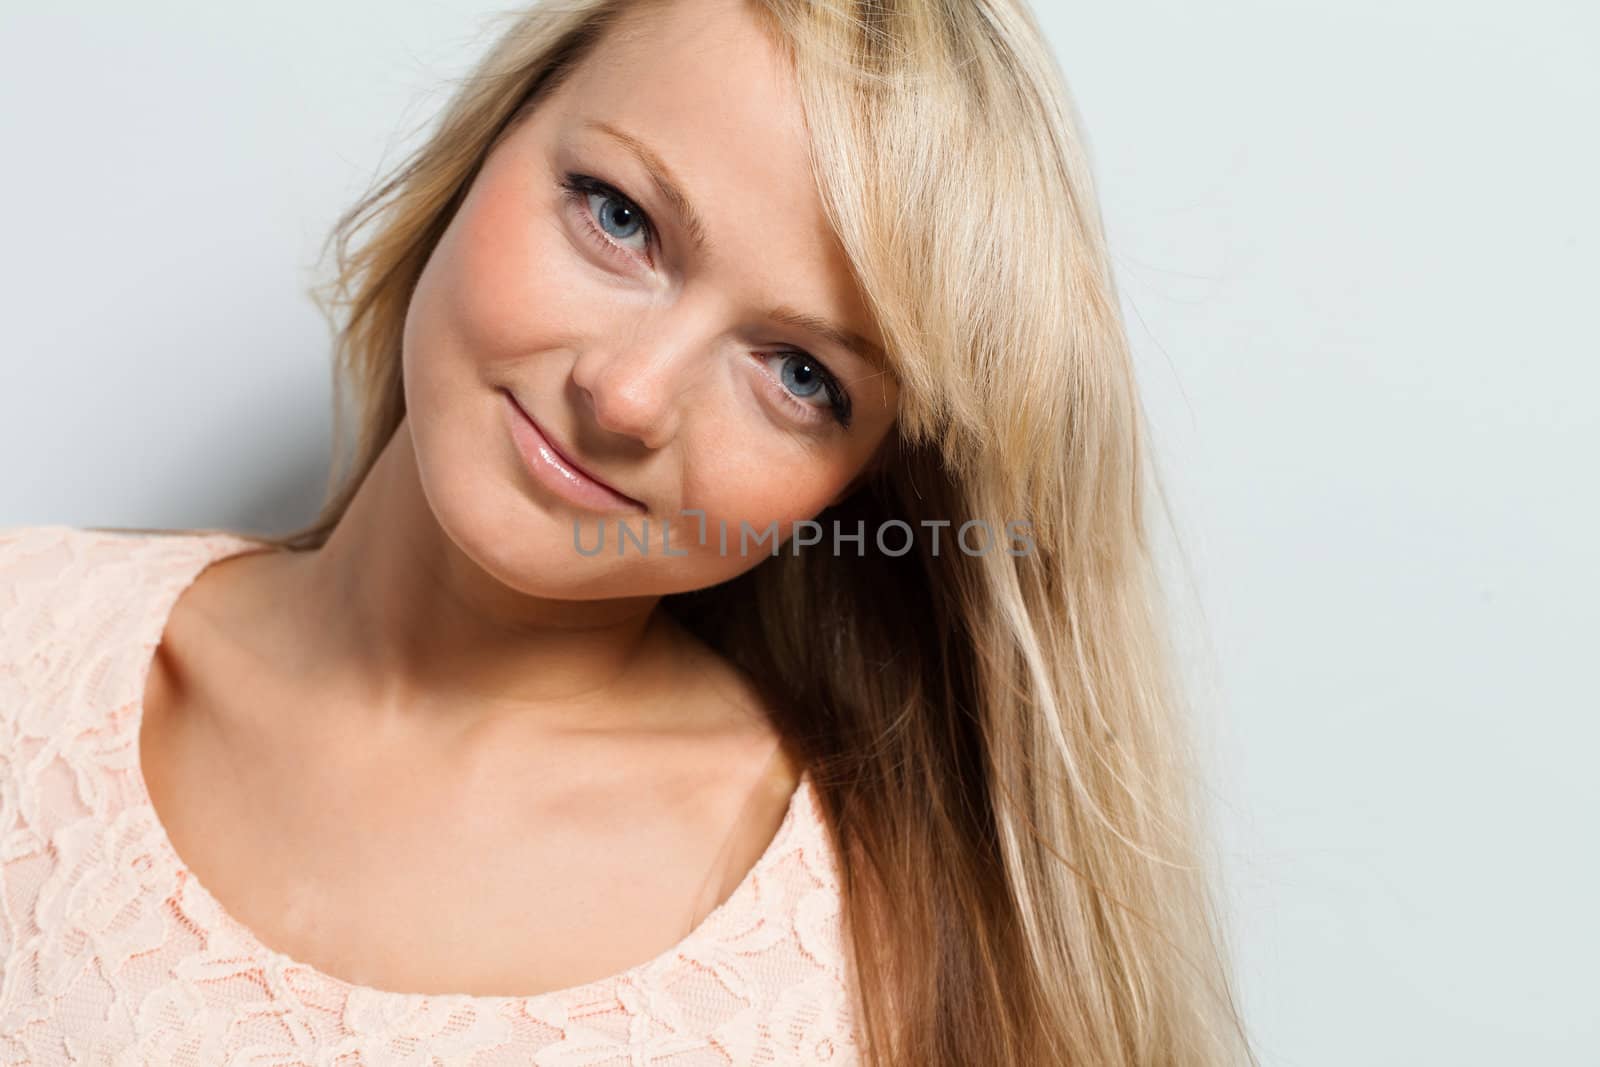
xmin=119 ymin=0 xmax=1257 ymax=1061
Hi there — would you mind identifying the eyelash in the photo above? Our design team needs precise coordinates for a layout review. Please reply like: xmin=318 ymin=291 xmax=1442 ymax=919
xmin=557 ymin=171 xmax=854 ymax=430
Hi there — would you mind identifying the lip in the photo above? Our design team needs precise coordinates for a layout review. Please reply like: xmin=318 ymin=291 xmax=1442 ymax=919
xmin=501 ymin=390 xmax=647 ymax=515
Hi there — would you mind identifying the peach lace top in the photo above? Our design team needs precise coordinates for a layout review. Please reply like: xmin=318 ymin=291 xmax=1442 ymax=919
xmin=0 ymin=524 xmax=860 ymax=1065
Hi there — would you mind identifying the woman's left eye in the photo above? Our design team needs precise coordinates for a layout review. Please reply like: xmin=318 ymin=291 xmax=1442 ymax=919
xmin=560 ymin=173 xmax=653 ymax=261
xmin=760 ymin=350 xmax=853 ymax=429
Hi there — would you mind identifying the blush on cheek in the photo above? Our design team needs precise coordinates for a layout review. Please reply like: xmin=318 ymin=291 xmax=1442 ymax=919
xmin=684 ymin=448 xmax=858 ymax=538
xmin=437 ymin=165 xmax=582 ymax=367
xmin=699 ymin=494 xmax=842 ymax=546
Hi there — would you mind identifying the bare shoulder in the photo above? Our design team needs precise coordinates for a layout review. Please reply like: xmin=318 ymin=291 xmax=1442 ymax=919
xmin=619 ymin=612 xmax=807 ymax=900
xmin=139 ymin=544 xmax=298 ymax=833
xmin=142 ymin=542 xmax=296 ymax=736
xmin=656 ymin=612 xmax=804 ymax=777
xmin=653 ymin=611 xmax=781 ymax=728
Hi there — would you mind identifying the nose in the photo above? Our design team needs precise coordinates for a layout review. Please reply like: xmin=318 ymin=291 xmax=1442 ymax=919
xmin=569 ymin=313 xmax=705 ymax=451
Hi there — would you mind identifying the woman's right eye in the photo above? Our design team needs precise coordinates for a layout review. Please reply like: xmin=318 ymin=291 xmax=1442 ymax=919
xmin=559 ymin=174 xmax=654 ymax=264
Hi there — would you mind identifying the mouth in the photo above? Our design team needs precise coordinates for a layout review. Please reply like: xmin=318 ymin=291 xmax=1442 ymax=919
xmin=501 ymin=389 xmax=648 ymax=514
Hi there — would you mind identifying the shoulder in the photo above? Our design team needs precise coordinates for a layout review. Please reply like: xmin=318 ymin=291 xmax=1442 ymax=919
xmin=0 ymin=520 xmax=90 ymax=571
xmin=0 ymin=520 xmax=188 ymax=570
xmin=0 ymin=521 xmax=251 ymax=579
xmin=0 ymin=524 xmax=223 ymax=738
xmin=0 ymin=523 xmax=122 ymax=622
xmin=0 ymin=523 xmax=200 ymax=619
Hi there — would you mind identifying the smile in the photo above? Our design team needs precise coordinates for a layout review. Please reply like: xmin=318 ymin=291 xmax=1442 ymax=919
xmin=501 ymin=389 xmax=648 ymax=515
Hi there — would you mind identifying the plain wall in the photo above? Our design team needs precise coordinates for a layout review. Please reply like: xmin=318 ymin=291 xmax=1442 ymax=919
xmin=2 ymin=2 xmax=1595 ymax=1062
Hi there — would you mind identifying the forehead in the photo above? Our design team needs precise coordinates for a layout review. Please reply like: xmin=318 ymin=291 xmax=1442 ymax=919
xmin=569 ymin=0 xmax=793 ymax=115
xmin=540 ymin=0 xmax=888 ymax=365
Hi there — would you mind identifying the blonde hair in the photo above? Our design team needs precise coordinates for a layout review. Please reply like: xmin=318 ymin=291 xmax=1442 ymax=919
xmin=117 ymin=0 xmax=1257 ymax=1061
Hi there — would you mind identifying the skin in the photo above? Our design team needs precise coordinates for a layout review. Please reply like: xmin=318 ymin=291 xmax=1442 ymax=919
xmin=139 ymin=0 xmax=898 ymax=998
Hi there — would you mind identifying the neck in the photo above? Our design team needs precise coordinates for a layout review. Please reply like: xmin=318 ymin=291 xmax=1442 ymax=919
xmin=268 ymin=420 xmax=691 ymax=734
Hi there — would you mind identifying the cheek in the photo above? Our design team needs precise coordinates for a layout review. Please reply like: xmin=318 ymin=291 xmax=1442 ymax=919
xmin=682 ymin=439 xmax=852 ymax=536
xmin=410 ymin=170 xmax=580 ymax=378
xmin=613 ymin=440 xmax=860 ymax=594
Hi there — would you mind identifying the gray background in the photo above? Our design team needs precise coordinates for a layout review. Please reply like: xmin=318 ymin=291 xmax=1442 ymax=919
xmin=3 ymin=2 xmax=1595 ymax=1062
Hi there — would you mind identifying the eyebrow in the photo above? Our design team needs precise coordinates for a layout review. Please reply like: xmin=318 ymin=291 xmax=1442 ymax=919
xmin=582 ymin=118 xmax=888 ymax=370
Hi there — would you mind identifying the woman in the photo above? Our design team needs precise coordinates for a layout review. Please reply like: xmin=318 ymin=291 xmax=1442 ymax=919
xmin=0 ymin=0 xmax=1255 ymax=1063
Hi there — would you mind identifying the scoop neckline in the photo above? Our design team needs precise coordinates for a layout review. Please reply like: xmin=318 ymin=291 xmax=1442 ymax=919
xmin=120 ymin=527 xmax=813 ymax=1009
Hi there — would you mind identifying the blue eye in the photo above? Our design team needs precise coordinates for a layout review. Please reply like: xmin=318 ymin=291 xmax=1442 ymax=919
xmin=592 ymin=192 xmax=645 ymax=242
xmin=767 ymin=350 xmax=853 ymax=428
xmin=560 ymin=173 xmax=652 ymax=258
xmin=781 ymin=353 xmax=826 ymax=399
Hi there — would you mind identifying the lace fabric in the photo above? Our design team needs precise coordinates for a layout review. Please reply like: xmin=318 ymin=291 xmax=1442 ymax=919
xmin=0 ymin=524 xmax=860 ymax=1065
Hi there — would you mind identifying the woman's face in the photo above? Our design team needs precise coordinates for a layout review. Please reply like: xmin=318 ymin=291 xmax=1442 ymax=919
xmin=402 ymin=0 xmax=899 ymax=600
